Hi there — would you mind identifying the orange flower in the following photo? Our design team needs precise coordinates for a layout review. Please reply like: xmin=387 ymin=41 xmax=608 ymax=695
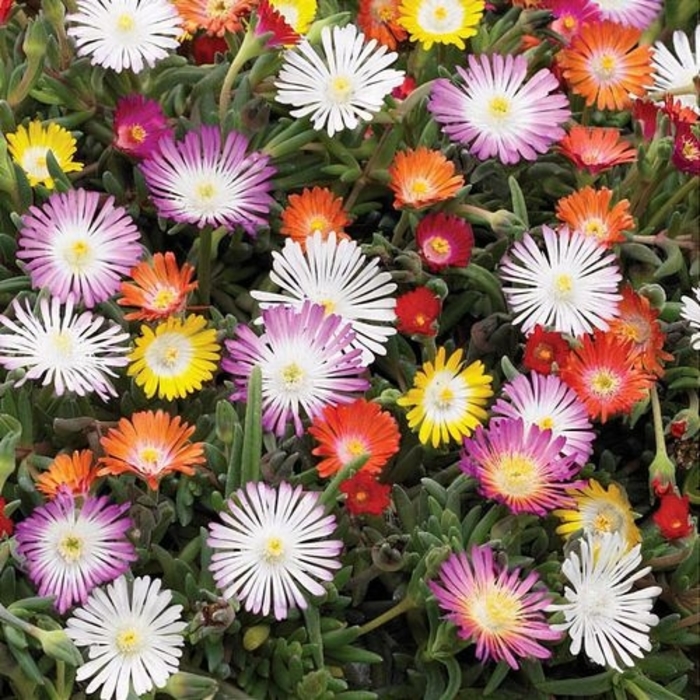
xmin=555 ymin=186 xmax=635 ymax=247
xmin=280 ymin=187 xmax=350 ymax=248
xmin=558 ymin=126 xmax=637 ymax=175
xmin=357 ymin=0 xmax=407 ymax=50
xmin=389 ymin=147 xmax=464 ymax=209
xmin=174 ymin=0 xmax=256 ymax=36
xmin=35 ymin=450 xmax=99 ymax=499
xmin=118 ymin=252 xmax=198 ymax=322
xmin=98 ymin=410 xmax=206 ymax=490
xmin=308 ymin=398 xmax=401 ymax=478
xmin=558 ymin=21 xmax=653 ymax=111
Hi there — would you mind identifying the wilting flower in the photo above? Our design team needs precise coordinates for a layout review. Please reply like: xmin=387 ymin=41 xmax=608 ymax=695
xmin=653 ymin=489 xmax=694 ymax=540
xmin=522 ymin=325 xmax=570 ymax=375
xmin=208 ymin=481 xmax=343 ymax=620
xmin=652 ymin=25 xmax=700 ymax=113
xmin=430 ymin=545 xmax=561 ymax=669
xmin=113 ymin=95 xmax=173 ymax=159
xmin=357 ymin=0 xmax=407 ymax=49
xmin=275 ymin=24 xmax=404 ymax=137
xmin=415 ymin=212 xmax=474 ymax=271
xmin=395 ymin=287 xmax=441 ymax=336
xmin=36 ymin=450 xmax=99 ymax=499
xmin=547 ymin=532 xmax=662 ymax=671
xmin=280 ymin=187 xmax=350 ymax=247
xmin=15 ymin=491 xmax=136 ymax=613
xmin=340 ymin=471 xmax=392 ymax=515
xmin=397 ymin=0 xmax=485 ymax=50
xmin=174 ymin=0 xmax=254 ymax=36
xmin=429 ymin=54 xmax=570 ymax=164
xmin=588 ymin=0 xmax=661 ymax=30
xmin=66 ymin=575 xmax=187 ymax=700
xmin=680 ymin=286 xmax=700 ymax=350
xmin=558 ymin=126 xmax=637 ymax=175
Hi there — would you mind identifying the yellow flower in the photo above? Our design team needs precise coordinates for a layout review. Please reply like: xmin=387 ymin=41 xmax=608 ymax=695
xmin=397 ymin=346 xmax=493 ymax=448
xmin=6 ymin=121 xmax=83 ymax=189
xmin=270 ymin=0 xmax=317 ymax=34
xmin=128 ymin=315 xmax=220 ymax=400
xmin=397 ymin=0 xmax=485 ymax=50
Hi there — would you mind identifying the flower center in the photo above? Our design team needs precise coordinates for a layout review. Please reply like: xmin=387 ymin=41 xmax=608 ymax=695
xmin=62 ymin=239 xmax=93 ymax=273
xmin=469 ymin=586 xmax=521 ymax=634
xmin=553 ymin=273 xmax=574 ymax=300
xmin=21 ymin=147 xmax=50 ymax=179
xmin=263 ymin=536 xmax=285 ymax=562
xmin=618 ymin=317 xmax=650 ymax=344
xmin=534 ymin=343 xmax=554 ymax=362
xmin=590 ymin=369 xmax=620 ymax=397
xmin=429 ymin=236 xmax=451 ymax=256
xmin=592 ymin=53 xmax=617 ymax=81
xmin=537 ymin=416 xmax=554 ymax=430
xmin=139 ymin=446 xmax=160 ymax=464
xmin=488 ymin=96 xmax=510 ymax=119
xmin=329 ymin=76 xmax=354 ymax=104
xmin=418 ymin=0 xmax=462 ymax=33
xmin=410 ymin=179 xmax=431 ymax=197
xmin=51 ymin=331 xmax=75 ymax=360
xmin=281 ymin=363 xmax=304 ymax=389
xmin=436 ymin=385 xmax=454 ymax=408
xmin=197 ymin=182 xmax=217 ymax=201
xmin=116 ymin=13 xmax=135 ymax=32
xmin=562 ymin=14 xmax=577 ymax=30
xmin=308 ymin=215 xmax=329 ymax=233
xmin=116 ymin=628 xmax=143 ymax=655
xmin=145 ymin=333 xmax=192 ymax=376
xmin=207 ymin=0 xmax=229 ymax=16
xmin=414 ymin=313 xmax=427 ymax=328
xmin=58 ymin=534 xmax=84 ymax=563
xmin=151 ymin=287 xmax=179 ymax=311
xmin=320 ymin=298 xmax=336 ymax=315
xmin=338 ymin=437 xmax=369 ymax=463
xmin=354 ymin=489 xmax=368 ymax=503
xmin=591 ymin=506 xmax=622 ymax=533
xmin=681 ymin=139 xmax=700 ymax=161
xmin=433 ymin=5 xmax=447 ymax=21
xmin=497 ymin=453 xmax=538 ymax=496
xmin=583 ymin=218 xmax=607 ymax=239
xmin=128 ymin=124 xmax=147 ymax=144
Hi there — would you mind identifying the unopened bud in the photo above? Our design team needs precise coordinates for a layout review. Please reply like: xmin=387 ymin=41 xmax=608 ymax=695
xmin=162 ymin=671 xmax=219 ymax=699
xmin=243 ymin=624 xmax=270 ymax=651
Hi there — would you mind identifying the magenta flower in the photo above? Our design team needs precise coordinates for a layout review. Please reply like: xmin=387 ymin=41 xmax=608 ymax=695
xmin=429 ymin=54 xmax=570 ymax=165
xmin=15 ymin=491 xmax=136 ymax=614
xmin=429 ymin=545 xmax=561 ymax=669
xmin=113 ymin=94 xmax=173 ymax=159
xmin=548 ymin=0 xmax=601 ymax=42
xmin=140 ymin=125 xmax=276 ymax=234
xmin=17 ymin=189 xmax=142 ymax=308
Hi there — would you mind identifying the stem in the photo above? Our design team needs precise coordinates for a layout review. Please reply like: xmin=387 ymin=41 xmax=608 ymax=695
xmin=345 ymin=127 xmax=394 ymax=212
xmin=319 ymin=453 xmax=370 ymax=510
xmin=645 ymin=176 xmax=699 ymax=231
xmin=357 ymin=595 xmax=416 ymax=637
xmin=197 ymin=226 xmax=213 ymax=308
xmin=650 ymin=384 xmax=669 ymax=462
xmin=689 ymin=390 xmax=699 ymax=416
xmin=391 ymin=210 xmax=412 ymax=247
xmin=218 ymin=28 xmax=264 ymax=124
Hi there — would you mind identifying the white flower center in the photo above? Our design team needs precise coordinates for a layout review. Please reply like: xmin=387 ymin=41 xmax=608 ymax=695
xmin=424 ymin=371 xmax=466 ymax=422
xmin=470 ymin=585 xmax=522 ymax=634
xmin=21 ymin=146 xmax=50 ymax=180
xmin=115 ymin=627 xmax=144 ymax=655
xmin=49 ymin=330 xmax=77 ymax=362
xmin=144 ymin=332 xmax=193 ymax=376
xmin=552 ymin=272 xmax=574 ymax=301
xmin=417 ymin=0 xmax=464 ymax=34
xmin=327 ymin=75 xmax=355 ymax=105
xmin=262 ymin=535 xmax=286 ymax=562
xmin=494 ymin=453 xmax=539 ymax=497
xmin=583 ymin=218 xmax=608 ymax=239
xmin=488 ymin=96 xmax=511 ymax=119
xmin=280 ymin=362 xmax=305 ymax=390
xmin=58 ymin=533 xmax=84 ymax=563
xmin=137 ymin=446 xmax=164 ymax=474
xmin=61 ymin=238 xmax=95 ymax=274
xmin=179 ymin=173 xmax=230 ymax=217
xmin=337 ymin=437 xmax=368 ymax=463
xmin=591 ymin=53 xmax=618 ymax=82
xmin=115 ymin=12 xmax=136 ymax=33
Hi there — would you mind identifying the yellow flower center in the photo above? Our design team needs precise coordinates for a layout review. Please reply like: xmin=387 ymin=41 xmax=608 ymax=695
xmin=308 ymin=216 xmax=329 ymax=233
xmin=562 ymin=15 xmax=577 ymax=30
xmin=590 ymin=370 xmax=619 ymax=397
xmin=619 ymin=318 xmax=650 ymax=344
xmin=140 ymin=447 xmax=160 ymax=464
xmin=281 ymin=363 xmax=304 ymax=389
xmin=538 ymin=416 xmax=554 ymax=430
xmin=436 ymin=385 xmax=454 ymax=409
xmin=151 ymin=288 xmax=179 ymax=311
xmin=116 ymin=629 xmax=142 ymax=655
xmin=129 ymin=124 xmax=147 ymax=144
xmin=429 ymin=236 xmax=451 ymax=256
xmin=338 ymin=437 xmax=369 ymax=464
xmin=469 ymin=586 xmax=521 ymax=634
xmin=414 ymin=313 xmax=427 ymax=327
xmin=207 ymin=0 xmax=229 ymax=16
xmin=488 ymin=96 xmax=510 ymax=118
xmin=583 ymin=218 xmax=607 ymax=240
xmin=410 ymin=179 xmax=430 ymax=197
xmin=354 ymin=489 xmax=368 ymax=502
xmin=116 ymin=13 xmax=135 ymax=32
xmin=64 ymin=239 xmax=92 ymax=272
xmin=594 ymin=53 xmax=617 ymax=81
xmin=162 ymin=346 xmax=180 ymax=367
xmin=433 ymin=4 xmax=448 ymax=21
xmin=197 ymin=182 xmax=216 ymax=200
xmin=58 ymin=534 xmax=83 ymax=563
xmin=263 ymin=536 xmax=285 ymax=562
xmin=329 ymin=76 xmax=353 ymax=103
xmin=553 ymin=273 xmax=574 ymax=300
xmin=681 ymin=140 xmax=700 ymax=161
xmin=498 ymin=453 xmax=537 ymax=496
xmin=320 ymin=298 xmax=336 ymax=315
xmin=52 ymin=331 xmax=74 ymax=358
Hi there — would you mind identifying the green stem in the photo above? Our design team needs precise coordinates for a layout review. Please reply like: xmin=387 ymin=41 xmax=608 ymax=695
xmin=650 ymin=384 xmax=669 ymax=461
xmin=218 ymin=27 xmax=264 ymax=124
xmin=357 ymin=595 xmax=416 ymax=637
xmin=197 ymin=227 xmax=213 ymax=308
xmin=344 ymin=126 xmax=395 ymax=212
xmin=319 ymin=453 xmax=370 ymax=510
xmin=645 ymin=176 xmax=699 ymax=231
xmin=689 ymin=390 xmax=699 ymax=416
xmin=391 ymin=210 xmax=412 ymax=247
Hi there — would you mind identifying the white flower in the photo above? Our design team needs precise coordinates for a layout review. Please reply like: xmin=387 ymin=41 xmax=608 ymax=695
xmin=547 ymin=532 xmax=662 ymax=671
xmin=275 ymin=24 xmax=405 ymax=137
xmin=67 ymin=0 xmax=182 ymax=74
xmin=208 ymin=481 xmax=343 ymax=620
xmin=499 ymin=226 xmax=622 ymax=338
xmin=251 ymin=231 xmax=397 ymax=365
xmin=66 ymin=575 xmax=187 ymax=700
xmin=680 ymin=286 xmax=700 ymax=350
xmin=652 ymin=25 xmax=700 ymax=113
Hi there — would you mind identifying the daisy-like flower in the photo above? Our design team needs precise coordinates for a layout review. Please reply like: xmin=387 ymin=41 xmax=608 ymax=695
xmin=547 ymin=532 xmax=662 ymax=671
xmin=280 ymin=187 xmax=350 ymax=247
xmin=0 ymin=295 xmax=130 ymax=401
xmin=127 ymin=315 xmax=220 ymax=401
xmin=308 ymin=398 xmax=401 ymax=477
xmin=340 ymin=471 xmax=392 ymax=515
xmin=491 ymin=372 xmax=596 ymax=466
xmin=174 ymin=0 xmax=254 ymax=36
xmin=558 ymin=21 xmax=653 ymax=111
xmin=397 ymin=0 xmax=485 ymax=50
xmin=522 ymin=325 xmax=570 ymax=375
xmin=559 ymin=331 xmax=655 ymax=423
xmin=274 ymin=24 xmax=405 ymax=138
xmin=415 ymin=212 xmax=474 ymax=271
xmin=555 ymin=186 xmax=634 ymax=248
xmin=6 ymin=121 xmax=83 ymax=189
xmin=395 ymin=287 xmax=441 ymax=336
xmin=208 ymin=481 xmax=343 ymax=620
xmin=118 ymin=252 xmax=198 ymax=322
xmin=36 ymin=450 xmax=99 ymax=499
xmin=389 ymin=147 xmax=464 ymax=209
xmin=397 ymin=346 xmax=493 ymax=448
xmin=269 ymin=0 xmax=317 ymax=34
xmin=98 ymin=410 xmax=206 ymax=490
xmin=554 ymin=479 xmax=642 ymax=550
xmin=15 ymin=491 xmax=136 ymax=614
xmin=652 ymin=26 xmax=700 ymax=113
xmin=673 ymin=122 xmax=700 ymax=176
xmin=67 ymin=0 xmax=182 ymax=73
xmin=558 ymin=126 xmax=637 ymax=175
xmin=499 ymin=226 xmax=622 ymax=337
xmin=680 ymin=286 xmax=700 ymax=350
xmin=461 ymin=418 xmax=584 ymax=515
xmin=589 ymin=0 xmax=661 ymax=30
xmin=140 ymin=125 xmax=276 ymax=234
xmin=17 ymin=189 xmax=142 ymax=308
xmin=251 ymin=231 xmax=397 ymax=365
xmin=429 ymin=54 xmax=571 ymax=165
xmin=113 ymin=95 xmax=173 ymax=160
xmin=66 ymin=575 xmax=187 ymax=700
xmin=548 ymin=0 xmax=601 ymax=43
xmin=430 ymin=545 xmax=561 ymax=669
xmin=357 ymin=0 xmax=408 ymax=50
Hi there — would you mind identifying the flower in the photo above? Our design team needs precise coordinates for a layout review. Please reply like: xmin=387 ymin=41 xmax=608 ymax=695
xmin=680 ymin=286 xmax=700 ymax=350
xmin=0 ymin=498 xmax=13 ymax=538
xmin=652 ymin=26 xmax=700 ymax=113
xmin=113 ymin=95 xmax=173 ymax=160
xmin=558 ymin=126 xmax=637 ymax=175
xmin=589 ymin=0 xmax=661 ymax=30
xmin=340 ymin=471 xmax=392 ymax=515
xmin=0 ymin=295 xmax=130 ymax=401
xmin=558 ymin=21 xmax=653 ymax=111
xmin=357 ymin=0 xmax=407 ymax=49
xmin=256 ymin=0 xmax=300 ymax=47
xmin=415 ymin=212 xmax=474 ymax=271
xmin=17 ymin=189 xmax=142 ymax=308
xmin=522 ymin=325 xmax=570 ymax=375
xmin=127 ymin=315 xmax=220 ymax=401
xmin=190 ymin=33 xmax=229 ymax=63
xmin=672 ymin=122 xmax=700 ymax=176
xmin=174 ymin=0 xmax=254 ymax=36
xmin=6 ymin=121 xmax=83 ymax=189
xmin=36 ymin=450 xmax=99 ymax=499
xmin=429 ymin=54 xmax=570 ymax=164
xmin=280 ymin=187 xmax=350 ymax=247
xmin=0 ymin=0 xmax=12 ymax=24
xmin=491 ymin=372 xmax=596 ymax=466
xmin=15 ymin=491 xmax=136 ymax=613
xmin=388 ymin=147 xmax=464 ymax=209
xmin=653 ymin=490 xmax=694 ymax=540
xmin=548 ymin=0 xmax=601 ymax=43
xmin=554 ymin=480 xmax=642 ymax=550
xmin=547 ymin=532 xmax=662 ymax=671
xmin=98 ymin=410 xmax=207 ymax=490
xmin=397 ymin=0 xmax=485 ymax=50
xmin=499 ymin=226 xmax=622 ymax=337
xmin=555 ymin=186 xmax=634 ymax=248
xmin=67 ymin=0 xmax=182 ymax=73
xmin=269 ymin=0 xmax=317 ymax=34
xmin=251 ymin=231 xmax=397 ymax=365
xmin=308 ymin=398 xmax=401 ymax=477
xmin=274 ymin=24 xmax=404 ymax=138
xmin=429 ymin=546 xmax=561 ymax=669
xmin=223 ymin=302 xmax=369 ymax=436
xmin=208 ymin=481 xmax=343 ymax=620
xmin=395 ymin=287 xmax=441 ymax=336
xmin=397 ymin=347 xmax=493 ymax=448
xmin=140 ymin=125 xmax=276 ymax=234
xmin=461 ymin=418 xmax=584 ymax=515
xmin=559 ymin=331 xmax=655 ymax=423
xmin=118 ymin=252 xmax=198 ymax=322
xmin=66 ymin=575 xmax=187 ymax=700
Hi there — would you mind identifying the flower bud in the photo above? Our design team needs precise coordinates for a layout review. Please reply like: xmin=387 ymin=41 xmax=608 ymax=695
xmin=489 ymin=209 xmax=527 ymax=237
xmin=243 ymin=624 xmax=270 ymax=651
xmin=162 ymin=671 xmax=219 ymax=699
xmin=34 ymin=628 xmax=83 ymax=666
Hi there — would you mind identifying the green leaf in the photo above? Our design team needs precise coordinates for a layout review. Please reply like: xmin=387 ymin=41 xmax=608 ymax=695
xmin=535 ymin=670 xmax=614 ymax=695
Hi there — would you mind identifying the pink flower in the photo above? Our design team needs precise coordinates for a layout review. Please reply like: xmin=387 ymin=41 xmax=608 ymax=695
xmin=113 ymin=95 xmax=173 ymax=160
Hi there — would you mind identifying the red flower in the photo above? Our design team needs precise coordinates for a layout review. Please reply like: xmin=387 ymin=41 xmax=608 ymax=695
xmin=340 ymin=471 xmax=391 ymax=516
xmin=395 ymin=287 xmax=441 ymax=336
xmin=672 ymin=122 xmax=700 ymax=176
xmin=190 ymin=34 xmax=229 ymax=64
xmin=392 ymin=76 xmax=417 ymax=100
xmin=415 ymin=212 xmax=474 ymax=271
xmin=522 ymin=325 xmax=569 ymax=375
xmin=653 ymin=490 xmax=694 ymax=540
xmin=0 ymin=498 xmax=13 ymax=538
